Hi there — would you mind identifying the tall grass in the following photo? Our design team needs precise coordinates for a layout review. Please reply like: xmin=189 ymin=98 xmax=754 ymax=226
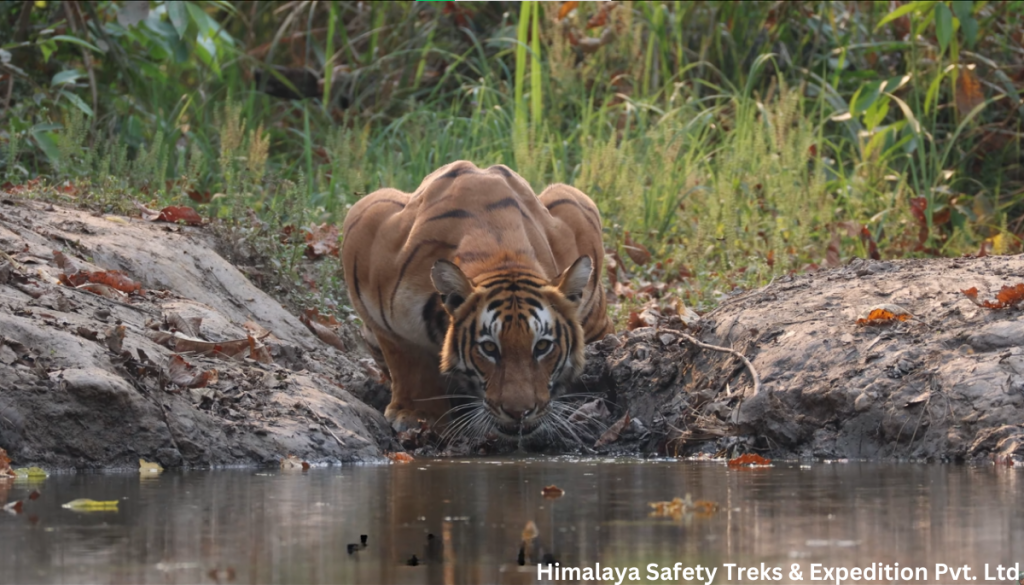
xmin=3 ymin=1 xmax=1023 ymax=311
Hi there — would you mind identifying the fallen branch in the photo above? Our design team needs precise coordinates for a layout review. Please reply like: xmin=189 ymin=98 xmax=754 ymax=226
xmin=676 ymin=331 xmax=761 ymax=398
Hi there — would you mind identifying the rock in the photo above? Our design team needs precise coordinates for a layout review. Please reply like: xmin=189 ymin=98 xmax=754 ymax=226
xmin=0 ymin=200 xmax=397 ymax=469
xmin=572 ymin=254 xmax=1024 ymax=462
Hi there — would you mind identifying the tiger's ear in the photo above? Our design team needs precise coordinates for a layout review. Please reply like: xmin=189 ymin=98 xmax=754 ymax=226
xmin=554 ymin=256 xmax=592 ymax=306
xmin=431 ymin=259 xmax=474 ymax=313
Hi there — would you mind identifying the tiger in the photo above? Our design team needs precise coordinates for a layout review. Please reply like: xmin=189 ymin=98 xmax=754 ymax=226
xmin=341 ymin=161 xmax=612 ymax=442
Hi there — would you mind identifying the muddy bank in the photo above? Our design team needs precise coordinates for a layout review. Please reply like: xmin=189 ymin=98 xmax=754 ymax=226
xmin=0 ymin=198 xmax=396 ymax=469
xmin=2 ymin=198 xmax=1022 ymax=467
xmin=580 ymin=255 xmax=1024 ymax=462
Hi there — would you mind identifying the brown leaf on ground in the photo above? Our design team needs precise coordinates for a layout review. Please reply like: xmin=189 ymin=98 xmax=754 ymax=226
xmin=0 ymin=448 xmax=14 ymax=478
xmin=52 ymin=250 xmax=79 ymax=274
xmin=541 ymin=485 xmax=565 ymax=499
xmin=962 ymin=283 xmax=1024 ymax=309
xmin=302 ymin=308 xmax=341 ymax=326
xmin=594 ymin=410 xmax=630 ymax=448
xmin=76 ymin=326 xmax=98 ymax=341
xmin=955 ymin=66 xmax=985 ymax=118
xmin=149 ymin=328 xmax=252 ymax=361
xmin=623 ymin=232 xmax=651 ymax=266
xmin=158 ymin=206 xmax=204 ymax=226
xmin=856 ymin=304 xmax=913 ymax=326
xmin=242 ymin=321 xmax=272 ymax=340
xmin=386 ymin=452 xmax=414 ymax=463
xmin=66 ymin=270 xmax=142 ymax=294
xmin=304 ymin=223 xmax=340 ymax=259
xmin=105 ymin=325 xmax=126 ymax=354
xmin=166 ymin=312 xmax=203 ymax=339
xmin=300 ymin=311 xmax=346 ymax=352
xmin=727 ymin=453 xmax=772 ymax=467
xmin=247 ymin=335 xmax=273 ymax=364
xmin=568 ymin=398 xmax=610 ymax=424
xmin=167 ymin=355 xmax=217 ymax=388
xmin=78 ymin=282 xmax=128 ymax=300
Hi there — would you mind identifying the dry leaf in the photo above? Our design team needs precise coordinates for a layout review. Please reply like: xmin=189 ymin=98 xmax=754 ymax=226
xmin=541 ymin=485 xmax=565 ymax=499
xmin=300 ymin=311 xmax=346 ymax=351
xmin=0 ymin=448 xmax=14 ymax=478
xmin=955 ymin=66 xmax=984 ymax=118
xmin=594 ymin=410 xmax=630 ymax=448
xmin=141 ymin=205 xmax=204 ymax=226
xmin=856 ymin=304 xmax=912 ymax=326
xmin=623 ymin=232 xmax=651 ymax=266
xmin=105 ymin=325 xmax=126 ymax=354
xmin=167 ymin=355 xmax=217 ymax=388
xmin=166 ymin=312 xmax=203 ymax=339
xmin=962 ymin=283 xmax=1024 ymax=309
xmin=304 ymin=223 xmax=340 ymax=259
xmin=386 ymin=452 xmax=414 ymax=463
xmin=568 ymin=399 xmax=610 ymax=424
xmin=727 ymin=453 xmax=772 ymax=467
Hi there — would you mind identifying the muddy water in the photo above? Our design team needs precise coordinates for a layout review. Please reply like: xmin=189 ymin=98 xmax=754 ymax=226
xmin=0 ymin=459 xmax=1021 ymax=584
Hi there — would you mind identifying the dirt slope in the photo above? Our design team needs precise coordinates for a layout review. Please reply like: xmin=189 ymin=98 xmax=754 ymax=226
xmin=2 ymin=198 xmax=1021 ymax=467
xmin=0 ymin=198 xmax=395 ymax=469
xmin=579 ymin=255 xmax=1024 ymax=462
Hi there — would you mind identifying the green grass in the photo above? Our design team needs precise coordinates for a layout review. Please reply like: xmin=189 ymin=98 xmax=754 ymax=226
xmin=2 ymin=1 xmax=1023 ymax=321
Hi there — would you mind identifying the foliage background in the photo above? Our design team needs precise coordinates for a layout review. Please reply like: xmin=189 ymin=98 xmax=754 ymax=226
xmin=2 ymin=0 xmax=1022 ymax=316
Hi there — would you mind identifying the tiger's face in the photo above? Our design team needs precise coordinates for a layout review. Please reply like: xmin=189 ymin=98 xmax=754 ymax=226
xmin=431 ymin=256 xmax=593 ymax=439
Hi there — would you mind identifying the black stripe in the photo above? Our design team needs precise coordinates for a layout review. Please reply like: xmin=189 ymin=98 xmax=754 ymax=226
xmin=427 ymin=209 xmax=474 ymax=222
xmin=487 ymin=165 xmax=513 ymax=178
xmin=545 ymin=197 xmax=602 ymax=234
xmin=440 ymin=167 xmax=478 ymax=180
xmin=485 ymin=197 xmax=521 ymax=212
xmin=377 ymin=287 xmax=392 ymax=332
xmin=352 ymin=258 xmax=363 ymax=308
xmin=345 ymin=198 xmax=405 ymax=232
xmin=389 ymin=239 xmax=456 ymax=311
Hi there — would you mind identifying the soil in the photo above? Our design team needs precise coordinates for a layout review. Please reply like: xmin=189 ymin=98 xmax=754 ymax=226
xmin=0 ymin=198 xmax=396 ymax=469
xmin=577 ymin=255 xmax=1024 ymax=463
xmin=1 ymin=198 xmax=1022 ymax=467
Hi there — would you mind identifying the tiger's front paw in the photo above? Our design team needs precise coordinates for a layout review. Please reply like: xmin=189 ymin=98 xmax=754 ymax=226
xmin=384 ymin=406 xmax=437 ymax=433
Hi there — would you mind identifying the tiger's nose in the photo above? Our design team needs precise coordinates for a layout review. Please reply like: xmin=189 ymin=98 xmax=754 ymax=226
xmin=500 ymin=404 xmax=535 ymax=421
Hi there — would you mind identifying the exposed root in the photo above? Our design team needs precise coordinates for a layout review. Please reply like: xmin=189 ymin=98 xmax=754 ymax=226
xmin=676 ymin=331 xmax=761 ymax=398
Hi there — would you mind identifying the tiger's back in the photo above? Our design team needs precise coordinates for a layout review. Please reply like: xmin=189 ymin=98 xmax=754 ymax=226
xmin=342 ymin=161 xmax=612 ymax=435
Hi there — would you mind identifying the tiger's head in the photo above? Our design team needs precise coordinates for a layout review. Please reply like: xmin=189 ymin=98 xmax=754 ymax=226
xmin=430 ymin=256 xmax=593 ymax=440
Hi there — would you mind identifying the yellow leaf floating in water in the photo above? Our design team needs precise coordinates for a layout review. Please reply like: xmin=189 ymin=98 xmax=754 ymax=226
xmin=13 ymin=467 xmax=48 ymax=479
xmin=139 ymin=459 xmax=164 ymax=474
xmin=62 ymin=498 xmax=119 ymax=511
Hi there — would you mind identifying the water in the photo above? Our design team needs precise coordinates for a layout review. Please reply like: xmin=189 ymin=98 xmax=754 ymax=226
xmin=1 ymin=459 xmax=1022 ymax=584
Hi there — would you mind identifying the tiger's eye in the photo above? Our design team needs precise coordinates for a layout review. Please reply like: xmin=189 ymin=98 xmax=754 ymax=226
xmin=481 ymin=341 xmax=498 ymax=354
xmin=534 ymin=339 xmax=551 ymax=354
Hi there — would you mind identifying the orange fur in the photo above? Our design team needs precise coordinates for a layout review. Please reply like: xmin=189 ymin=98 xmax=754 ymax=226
xmin=341 ymin=161 xmax=612 ymax=433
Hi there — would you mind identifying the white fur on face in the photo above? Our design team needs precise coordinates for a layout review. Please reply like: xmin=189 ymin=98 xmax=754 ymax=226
xmin=476 ymin=306 xmax=503 ymax=362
